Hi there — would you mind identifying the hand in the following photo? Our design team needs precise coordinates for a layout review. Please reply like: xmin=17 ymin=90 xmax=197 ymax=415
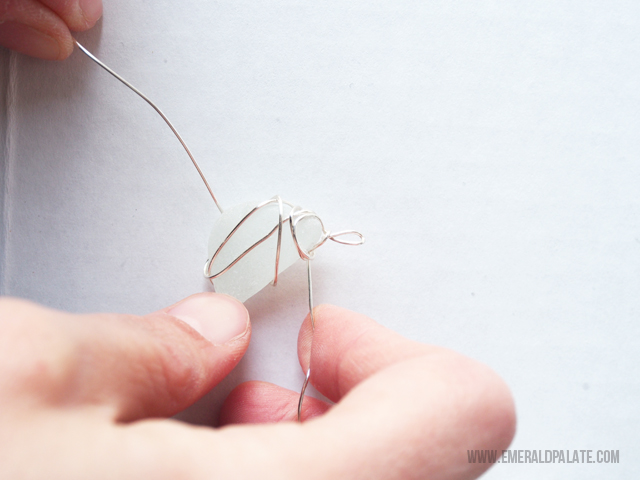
xmin=0 ymin=294 xmax=515 ymax=479
xmin=0 ymin=0 xmax=102 ymax=60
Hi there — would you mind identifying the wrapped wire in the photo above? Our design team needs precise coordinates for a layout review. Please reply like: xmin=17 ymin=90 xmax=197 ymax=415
xmin=204 ymin=196 xmax=364 ymax=420
xmin=75 ymin=41 xmax=364 ymax=422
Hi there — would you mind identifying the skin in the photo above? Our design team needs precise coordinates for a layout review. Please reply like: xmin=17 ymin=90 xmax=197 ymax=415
xmin=0 ymin=3 xmax=516 ymax=477
xmin=0 ymin=294 xmax=516 ymax=479
xmin=0 ymin=0 xmax=103 ymax=60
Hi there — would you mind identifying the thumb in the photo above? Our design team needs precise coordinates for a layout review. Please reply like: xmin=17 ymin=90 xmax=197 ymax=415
xmin=0 ymin=293 xmax=250 ymax=422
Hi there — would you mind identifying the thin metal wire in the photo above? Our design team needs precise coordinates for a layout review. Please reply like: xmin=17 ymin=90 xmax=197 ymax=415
xmin=204 ymin=197 xmax=293 ymax=281
xmin=204 ymin=196 xmax=364 ymax=421
xmin=74 ymin=40 xmax=224 ymax=214
xmin=73 ymin=39 xmax=365 ymax=422
xmin=297 ymin=258 xmax=315 ymax=421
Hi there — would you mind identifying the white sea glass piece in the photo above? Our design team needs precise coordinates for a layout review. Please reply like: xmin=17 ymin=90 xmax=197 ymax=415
xmin=207 ymin=201 xmax=324 ymax=303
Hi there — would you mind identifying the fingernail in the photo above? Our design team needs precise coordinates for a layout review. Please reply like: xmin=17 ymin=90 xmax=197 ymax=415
xmin=168 ymin=294 xmax=249 ymax=345
xmin=79 ymin=0 xmax=104 ymax=26
xmin=0 ymin=22 xmax=61 ymax=60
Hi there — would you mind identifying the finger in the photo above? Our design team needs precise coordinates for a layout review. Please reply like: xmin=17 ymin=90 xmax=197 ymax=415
xmin=293 ymin=304 xmax=516 ymax=479
xmin=298 ymin=304 xmax=431 ymax=402
xmin=219 ymin=381 xmax=331 ymax=425
xmin=6 ymin=305 xmax=513 ymax=480
xmin=38 ymin=0 xmax=102 ymax=31
xmin=220 ymin=306 xmax=514 ymax=478
xmin=129 ymin=307 xmax=514 ymax=480
xmin=0 ymin=293 xmax=250 ymax=421
xmin=0 ymin=0 xmax=73 ymax=59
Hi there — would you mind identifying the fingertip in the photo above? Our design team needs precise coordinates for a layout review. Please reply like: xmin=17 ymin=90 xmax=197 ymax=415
xmin=474 ymin=364 xmax=517 ymax=450
xmin=429 ymin=354 xmax=517 ymax=478
xmin=57 ymin=32 xmax=75 ymax=59
xmin=77 ymin=0 xmax=103 ymax=30
xmin=166 ymin=293 xmax=250 ymax=347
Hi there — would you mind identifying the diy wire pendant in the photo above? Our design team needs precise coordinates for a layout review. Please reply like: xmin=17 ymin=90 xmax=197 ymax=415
xmin=75 ymin=40 xmax=364 ymax=420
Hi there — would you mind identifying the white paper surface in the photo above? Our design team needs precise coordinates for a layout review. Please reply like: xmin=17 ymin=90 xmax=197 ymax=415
xmin=1 ymin=2 xmax=639 ymax=478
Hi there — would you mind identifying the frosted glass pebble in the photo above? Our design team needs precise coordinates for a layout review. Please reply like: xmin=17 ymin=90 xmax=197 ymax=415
xmin=207 ymin=201 xmax=324 ymax=302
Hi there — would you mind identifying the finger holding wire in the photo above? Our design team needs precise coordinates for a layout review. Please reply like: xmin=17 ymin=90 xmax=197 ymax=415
xmin=0 ymin=0 xmax=102 ymax=59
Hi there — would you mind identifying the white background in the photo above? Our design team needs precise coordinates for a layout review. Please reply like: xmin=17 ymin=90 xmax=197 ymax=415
xmin=1 ymin=1 xmax=639 ymax=478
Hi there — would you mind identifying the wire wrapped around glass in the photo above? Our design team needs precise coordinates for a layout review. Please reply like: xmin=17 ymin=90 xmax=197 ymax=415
xmin=75 ymin=40 xmax=364 ymax=421
xmin=204 ymin=196 xmax=364 ymax=418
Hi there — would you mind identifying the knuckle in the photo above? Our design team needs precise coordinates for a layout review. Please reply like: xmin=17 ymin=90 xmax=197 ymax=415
xmin=132 ymin=317 xmax=208 ymax=415
xmin=157 ymin=341 xmax=202 ymax=400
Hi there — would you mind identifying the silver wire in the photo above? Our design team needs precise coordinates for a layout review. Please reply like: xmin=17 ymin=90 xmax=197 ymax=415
xmin=204 ymin=196 xmax=364 ymax=421
xmin=204 ymin=197 xmax=294 ymax=281
xmin=297 ymin=258 xmax=315 ymax=421
xmin=204 ymin=196 xmax=364 ymax=282
xmin=74 ymin=40 xmax=224 ymax=214
xmin=74 ymin=39 xmax=365 ymax=422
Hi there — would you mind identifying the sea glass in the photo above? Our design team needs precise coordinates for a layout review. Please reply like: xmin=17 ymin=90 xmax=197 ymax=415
xmin=207 ymin=201 xmax=323 ymax=302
